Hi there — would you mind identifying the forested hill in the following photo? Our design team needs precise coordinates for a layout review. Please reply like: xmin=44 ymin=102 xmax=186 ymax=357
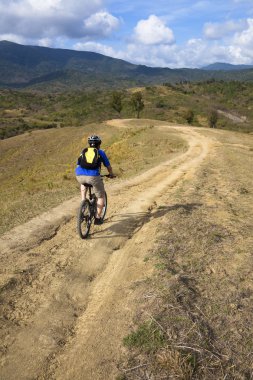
xmin=202 ymin=62 xmax=253 ymax=71
xmin=1 ymin=40 xmax=253 ymax=91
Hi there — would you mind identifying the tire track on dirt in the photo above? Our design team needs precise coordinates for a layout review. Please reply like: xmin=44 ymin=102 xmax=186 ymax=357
xmin=0 ymin=123 xmax=213 ymax=380
xmin=45 ymin=126 xmax=213 ymax=380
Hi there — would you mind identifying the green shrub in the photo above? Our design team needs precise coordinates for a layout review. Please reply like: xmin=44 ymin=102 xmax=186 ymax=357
xmin=184 ymin=109 xmax=194 ymax=124
xmin=123 ymin=320 xmax=165 ymax=353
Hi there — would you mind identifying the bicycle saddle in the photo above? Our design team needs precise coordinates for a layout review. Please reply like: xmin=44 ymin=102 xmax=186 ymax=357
xmin=83 ymin=183 xmax=93 ymax=188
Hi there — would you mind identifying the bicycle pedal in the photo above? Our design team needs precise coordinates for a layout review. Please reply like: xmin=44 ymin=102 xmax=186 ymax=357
xmin=94 ymin=218 xmax=103 ymax=225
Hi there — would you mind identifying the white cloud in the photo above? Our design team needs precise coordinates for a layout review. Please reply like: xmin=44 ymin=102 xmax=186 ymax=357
xmin=0 ymin=0 xmax=118 ymax=43
xmin=73 ymin=14 xmax=253 ymax=68
xmin=25 ymin=0 xmax=102 ymax=15
xmin=1 ymin=0 xmax=100 ymax=19
xmin=204 ymin=19 xmax=247 ymax=39
xmin=1 ymin=1 xmax=253 ymax=68
xmin=73 ymin=41 xmax=118 ymax=57
xmin=73 ymin=15 xmax=176 ymax=66
xmin=230 ymin=18 xmax=253 ymax=62
xmin=233 ymin=18 xmax=253 ymax=47
xmin=0 ymin=33 xmax=25 ymax=44
xmin=83 ymin=11 xmax=120 ymax=37
xmin=27 ymin=0 xmax=62 ymax=12
xmin=133 ymin=15 xmax=175 ymax=45
xmin=37 ymin=38 xmax=53 ymax=47
xmin=120 ymin=39 xmax=205 ymax=68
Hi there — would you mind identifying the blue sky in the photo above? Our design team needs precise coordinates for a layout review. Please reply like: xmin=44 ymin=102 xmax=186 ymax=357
xmin=0 ymin=0 xmax=253 ymax=68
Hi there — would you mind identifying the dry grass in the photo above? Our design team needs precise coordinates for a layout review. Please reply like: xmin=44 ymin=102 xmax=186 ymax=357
xmin=156 ymin=349 xmax=195 ymax=379
xmin=119 ymin=128 xmax=253 ymax=379
xmin=106 ymin=123 xmax=186 ymax=178
xmin=0 ymin=120 xmax=186 ymax=234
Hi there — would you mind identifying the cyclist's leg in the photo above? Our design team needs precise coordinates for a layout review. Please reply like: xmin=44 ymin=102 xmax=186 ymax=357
xmin=77 ymin=175 xmax=105 ymax=219
xmin=80 ymin=184 xmax=88 ymax=201
xmin=96 ymin=197 xmax=104 ymax=218
xmin=100 ymin=191 xmax=107 ymax=221
xmin=76 ymin=176 xmax=88 ymax=200
xmin=89 ymin=176 xmax=105 ymax=218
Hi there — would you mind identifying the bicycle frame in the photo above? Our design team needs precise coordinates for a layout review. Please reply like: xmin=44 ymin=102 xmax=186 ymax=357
xmin=85 ymin=186 xmax=97 ymax=218
xmin=77 ymin=176 xmax=109 ymax=239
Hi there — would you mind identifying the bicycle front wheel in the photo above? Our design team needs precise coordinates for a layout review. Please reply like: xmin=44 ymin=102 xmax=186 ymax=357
xmin=77 ymin=199 xmax=92 ymax=239
xmin=101 ymin=191 xmax=107 ymax=221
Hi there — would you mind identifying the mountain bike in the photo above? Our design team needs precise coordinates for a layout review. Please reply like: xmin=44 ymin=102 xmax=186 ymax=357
xmin=77 ymin=175 xmax=111 ymax=239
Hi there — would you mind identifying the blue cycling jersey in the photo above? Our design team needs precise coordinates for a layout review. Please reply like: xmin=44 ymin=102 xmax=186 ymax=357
xmin=75 ymin=149 xmax=110 ymax=177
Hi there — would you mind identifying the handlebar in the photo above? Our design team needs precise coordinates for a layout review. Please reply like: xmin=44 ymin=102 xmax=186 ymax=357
xmin=101 ymin=174 xmax=116 ymax=179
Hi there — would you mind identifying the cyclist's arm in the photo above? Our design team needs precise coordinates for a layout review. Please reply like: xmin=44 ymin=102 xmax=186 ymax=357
xmin=99 ymin=150 xmax=115 ymax=177
xmin=77 ymin=153 xmax=82 ymax=166
xmin=106 ymin=165 xmax=115 ymax=177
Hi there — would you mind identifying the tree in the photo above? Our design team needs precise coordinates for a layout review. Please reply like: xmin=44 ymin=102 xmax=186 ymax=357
xmin=131 ymin=91 xmax=144 ymax=118
xmin=208 ymin=109 xmax=218 ymax=128
xmin=184 ymin=109 xmax=194 ymax=124
xmin=111 ymin=91 xmax=123 ymax=115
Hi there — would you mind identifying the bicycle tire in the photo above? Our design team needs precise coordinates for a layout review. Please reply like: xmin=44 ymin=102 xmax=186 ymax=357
xmin=101 ymin=191 xmax=107 ymax=221
xmin=77 ymin=199 xmax=92 ymax=239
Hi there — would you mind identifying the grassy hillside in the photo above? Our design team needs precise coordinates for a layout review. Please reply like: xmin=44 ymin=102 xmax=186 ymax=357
xmin=1 ymin=79 xmax=252 ymax=232
xmin=0 ymin=120 xmax=186 ymax=234
xmin=202 ymin=62 xmax=253 ymax=70
xmin=1 ymin=81 xmax=253 ymax=140
xmin=0 ymin=41 xmax=137 ymax=88
xmin=119 ymin=129 xmax=253 ymax=379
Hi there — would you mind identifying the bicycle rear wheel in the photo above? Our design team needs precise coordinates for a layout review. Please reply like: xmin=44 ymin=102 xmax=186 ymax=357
xmin=77 ymin=199 xmax=92 ymax=239
xmin=101 ymin=191 xmax=107 ymax=221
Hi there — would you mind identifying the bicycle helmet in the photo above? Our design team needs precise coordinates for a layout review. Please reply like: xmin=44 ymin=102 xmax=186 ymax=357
xmin=88 ymin=135 xmax=102 ymax=147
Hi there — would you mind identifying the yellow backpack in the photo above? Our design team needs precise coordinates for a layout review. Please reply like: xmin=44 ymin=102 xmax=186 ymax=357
xmin=78 ymin=147 xmax=100 ymax=169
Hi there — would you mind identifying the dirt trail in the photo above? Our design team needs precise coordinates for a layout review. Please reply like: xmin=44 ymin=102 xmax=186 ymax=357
xmin=0 ymin=121 xmax=215 ymax=379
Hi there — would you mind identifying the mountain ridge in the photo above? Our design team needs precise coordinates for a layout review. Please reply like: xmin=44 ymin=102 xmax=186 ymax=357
xmin=202 ymin=62 xmax=253 ymax=71
xmin=1 ymin=40 xmax=253 ymax=90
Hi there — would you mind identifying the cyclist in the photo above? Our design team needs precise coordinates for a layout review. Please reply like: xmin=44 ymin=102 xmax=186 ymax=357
xmin=75 ymin=135 xmax=115 ymax=225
